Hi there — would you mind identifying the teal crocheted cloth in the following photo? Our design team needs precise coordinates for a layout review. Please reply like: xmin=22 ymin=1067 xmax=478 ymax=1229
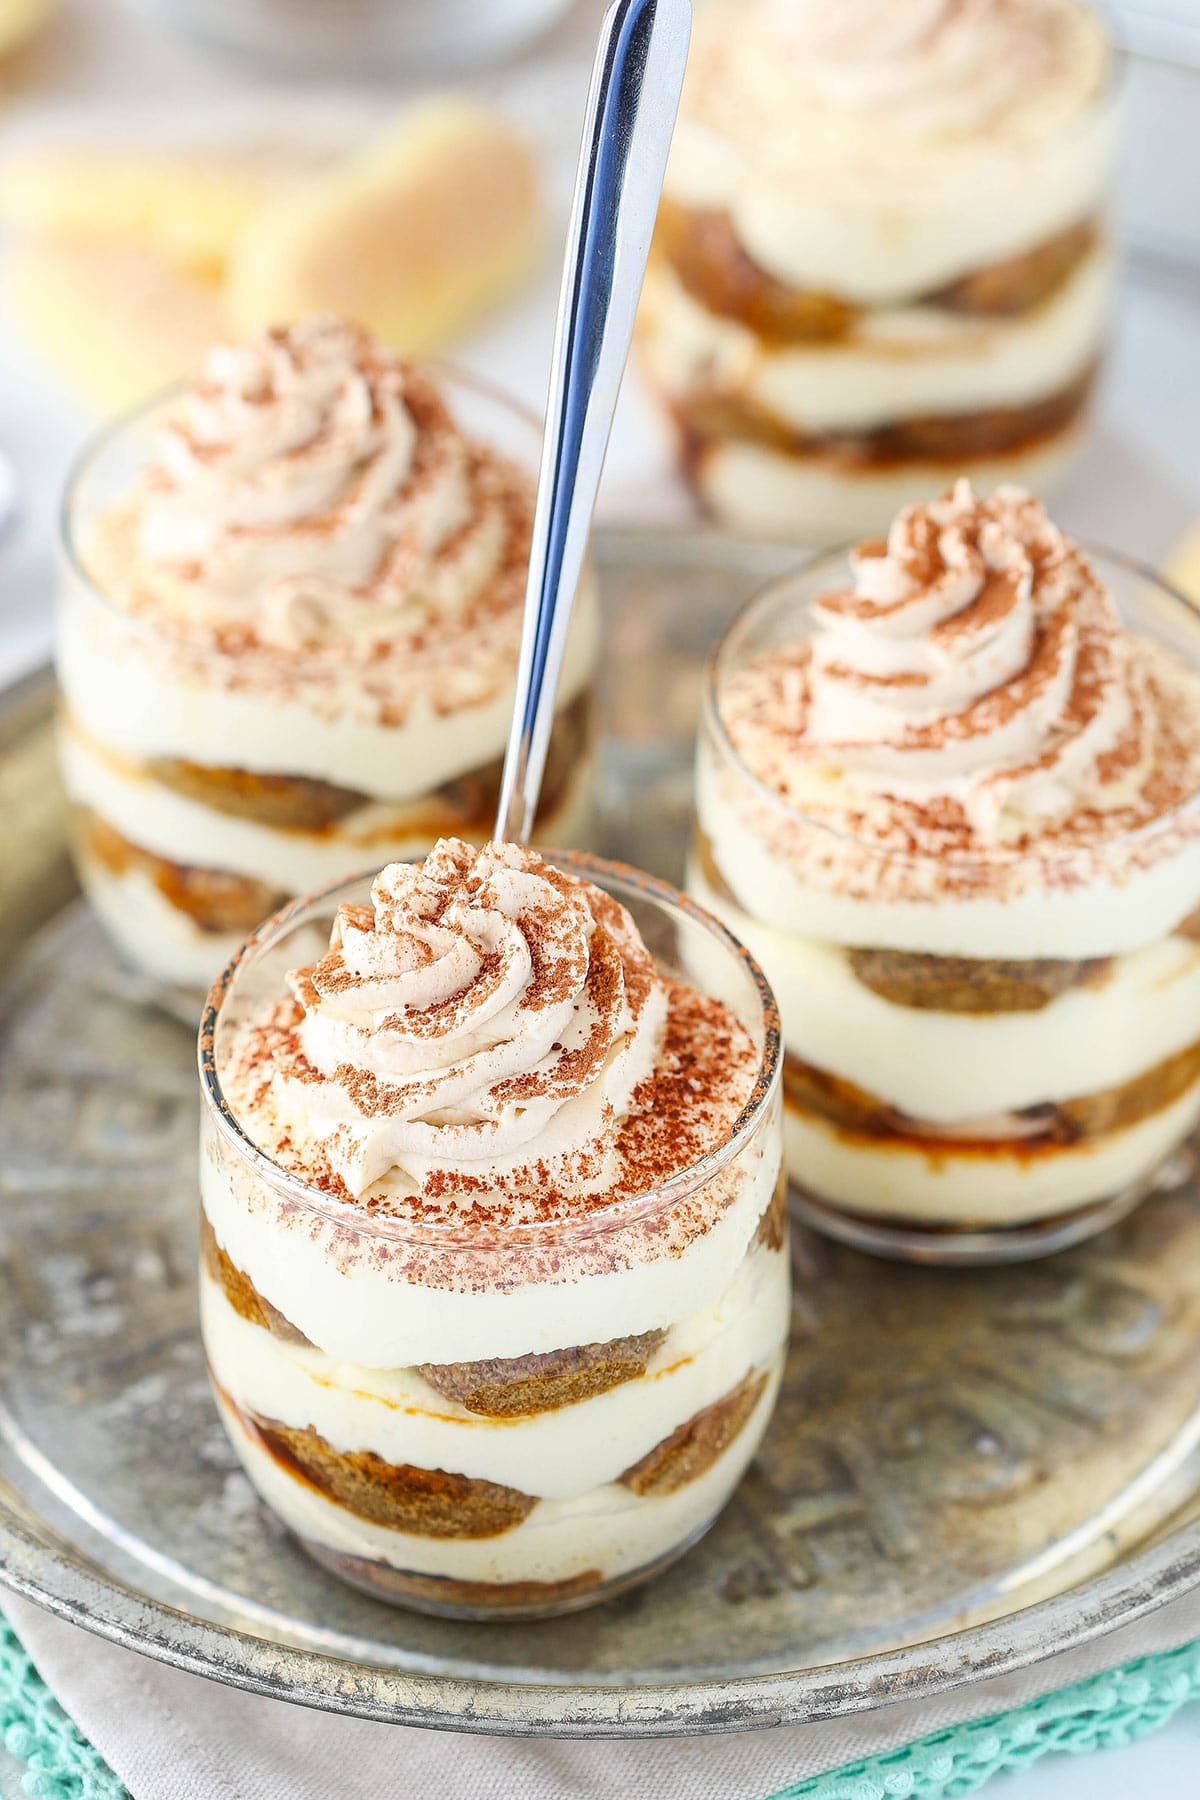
xmin=2 ymin=1609 xmax=1199 ymax=1800
xmin=0 ymin=1617 xmax=127 ymax=1799
xmin=767 ymin=1638 xmax=1200 ymax=1800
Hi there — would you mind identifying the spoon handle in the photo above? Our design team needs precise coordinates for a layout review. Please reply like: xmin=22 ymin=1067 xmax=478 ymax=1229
xmin=494 ymin=0 xmax=692 ymax=845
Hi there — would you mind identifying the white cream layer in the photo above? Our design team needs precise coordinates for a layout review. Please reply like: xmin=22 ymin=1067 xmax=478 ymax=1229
xmin=694 ymin=752 xmax=1200 ymax=959
xmin=200 ymin=1121 xmax=781 ymax=1370
xmin=682 ymin=429 xmax=1083 ymax=546
xmin=201 ymin=1241 xmax=789 ymax=1500
xmin=72 ymin=750 xmax=597 ymax=994
xmin=56 ymin=570 xmax=598 ymax=800
xmin=61 ymin=717 xmax=597 ymax=893
xmin=783 ymin=1085 xmax=1200 ymax=1226
xmin=216 ymin=1365 xmax=781 ymax=1586
xmin=664 ymin=87 xmax=1117 ymax=304
xmin=690 ymin=866 xmax=1200 ymax=1122
xmin=75 ymin=857 xmax=241 ymax=991
xmin=72 ymin=748 xmax=597 ymax=993
xmin=640 ymin=249 xmax=1110 ymax=435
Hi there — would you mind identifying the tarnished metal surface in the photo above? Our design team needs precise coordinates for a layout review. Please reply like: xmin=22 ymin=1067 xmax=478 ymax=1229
xmin=1 ymin=527 xmax=1200 ymax=1736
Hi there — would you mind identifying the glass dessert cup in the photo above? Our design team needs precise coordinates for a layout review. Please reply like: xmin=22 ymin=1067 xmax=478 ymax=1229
xmin=636 ymin=0 xmax=1120 ymax=543
xmin=690 ymin=548 xmax=1200 ymax=1265
xmin=198 ymin=852 xmax=788 ymax=1620
xmin=56 ymin=364 xmax=598 ymax=997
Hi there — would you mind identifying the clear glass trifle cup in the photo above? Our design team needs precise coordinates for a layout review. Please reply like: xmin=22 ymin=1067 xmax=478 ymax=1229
xmin=56 ymin=318 xmax=598 ymax=994
xmin=637 ymin=0 xmax=1119 ymax=544
xmin=689 ymin=481 xmax=1200 ymax=1263
xmin=198 ymin=838 xmax=788 ymax=1619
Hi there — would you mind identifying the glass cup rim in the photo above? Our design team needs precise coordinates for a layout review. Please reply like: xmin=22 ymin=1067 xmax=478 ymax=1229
xmin=197 ymin=847 xmax=784 ymax=1247
xmin=702 ymin=538 xmax=1200 ymax=870
xmin=57 ymin=358 xmax=544 ymax=643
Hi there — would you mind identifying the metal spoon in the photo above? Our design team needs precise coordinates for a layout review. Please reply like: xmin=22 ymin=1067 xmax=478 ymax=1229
xmin=494 ymin=0 xmax=692 ymax=845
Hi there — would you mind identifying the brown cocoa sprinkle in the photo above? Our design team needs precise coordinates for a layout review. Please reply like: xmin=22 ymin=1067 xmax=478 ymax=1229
xmin=219 ymin=842 xmax=764 ymax=1292
xmin=718 ymin=485 xmax=1200 ymax=894
xmin=81 ymin=341 xmax=543 ymax=730
xmin=224 ymin=975 xmax=757 ymax=1255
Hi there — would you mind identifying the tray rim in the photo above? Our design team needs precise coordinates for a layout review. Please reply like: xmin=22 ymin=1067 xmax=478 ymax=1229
xmin=4 ymin=1480 xmax=1200 ymax=1736
xmin=3 ymin=522 xmax=1200 ymax=1736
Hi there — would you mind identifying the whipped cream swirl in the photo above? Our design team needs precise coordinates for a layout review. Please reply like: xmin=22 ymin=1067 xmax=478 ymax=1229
xmin=677 ymin=0 xmax=1111 ymax=192
xmin=756 ymin=0 xmax=1106 ymax=138
xmin=285 ymin=840 xmax=667 ymax=1198
xmin=801 ymin=482 xmax=1152 ymax=837
xmin=131 ymin=318 xmax=522 ymax=651
xmin=715 ymin=480 xmax=1200 ymax=871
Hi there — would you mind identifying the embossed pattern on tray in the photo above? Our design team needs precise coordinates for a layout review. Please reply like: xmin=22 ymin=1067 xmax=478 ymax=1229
xmin=1 ymin=531 xmax=1200 ymax=1733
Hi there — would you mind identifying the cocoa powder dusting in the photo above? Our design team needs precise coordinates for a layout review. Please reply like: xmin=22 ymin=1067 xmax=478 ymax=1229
xmin=225 ymin=980 xmax=757 ymax=1241
xmin=82 ymin=349 xmax=543 ymax=729
xmin=720 ymin=485 xmax=1200 ymax=891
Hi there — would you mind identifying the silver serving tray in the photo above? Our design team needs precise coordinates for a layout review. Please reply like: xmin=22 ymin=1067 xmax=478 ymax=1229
xmin=3 ymin=526 xmax=1200 ymax=1738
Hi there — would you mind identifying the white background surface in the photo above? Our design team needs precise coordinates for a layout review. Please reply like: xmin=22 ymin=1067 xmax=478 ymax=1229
xmin=0 ymin=3 xmax=1199 ymax=1795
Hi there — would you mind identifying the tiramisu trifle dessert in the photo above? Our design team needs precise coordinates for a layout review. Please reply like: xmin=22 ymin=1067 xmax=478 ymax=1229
xmin=638 ymin=0 xmax=1118 ymax=541
xmin=57 ymin=317 xmax=597 ymax=990
xmin=691 ymin=482 xmax=1200 ymax=1259
xmin=199 ymin=838 xmax=787 ymax=1616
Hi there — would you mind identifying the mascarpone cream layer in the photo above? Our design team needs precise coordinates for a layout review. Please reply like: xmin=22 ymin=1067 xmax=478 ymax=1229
xmin=200 ymin=1128 xmax=777 ymax=1370
xmin=696 ymin=744 xmax=1200 ymax=958
xmin=784 ymin=1085 xmax=1200 ymax=1226
xmin=688 ymin=434 xmax=1083 ymax=546
xmin=77 ymin=859 xmax=240 ymax=990
xmin=201 ymin=1240 xmax=789 ymax=1499
xmin=216 ymin=1365 xmax=781 ymax=1586
xmin=640 ymin=248 xmax=1110 ymax=435
xmin=57 ymin=570 xmax=597 ymax=799
xmin=61 ymin=717 xmax=597 ymax=894
xmin=665 ymin=0 xmax=1116 ymax=302
xmin=691 ymin=860 xmax=1200 ymax=1122
xmin=72 ymin=754 xmax=598 ymax=993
